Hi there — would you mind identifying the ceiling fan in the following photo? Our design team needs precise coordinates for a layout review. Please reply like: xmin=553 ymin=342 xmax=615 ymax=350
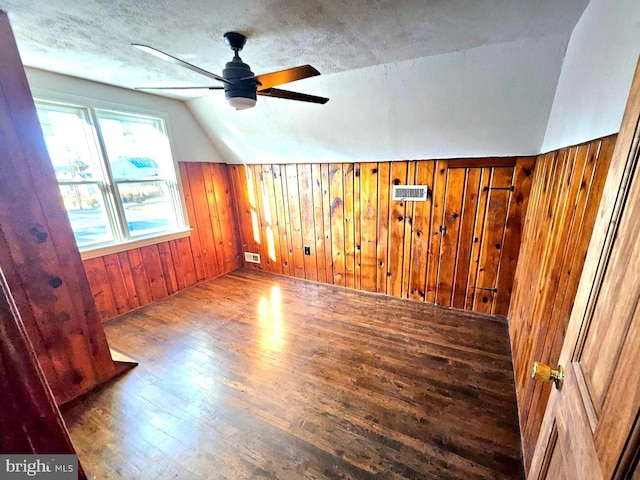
xmin=132 ymin=32 xmax=329 ymax=110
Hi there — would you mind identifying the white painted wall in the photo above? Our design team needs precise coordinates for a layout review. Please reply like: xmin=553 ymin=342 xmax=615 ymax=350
xmin=187 ymin=35 xmax=568 ymax=164
xmin=542 ymin=0 xmax=640 ymax=153
xmin=25 ymin=67 xmax=224 ymax=163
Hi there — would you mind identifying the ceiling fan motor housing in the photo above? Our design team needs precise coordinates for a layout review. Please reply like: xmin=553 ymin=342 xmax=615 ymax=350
xmin=223 ymin=56 xmax=257 ymax=102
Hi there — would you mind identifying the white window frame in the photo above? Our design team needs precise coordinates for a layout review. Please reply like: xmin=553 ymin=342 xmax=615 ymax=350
xmin=34 ymin=98 xmax=191 ymax=259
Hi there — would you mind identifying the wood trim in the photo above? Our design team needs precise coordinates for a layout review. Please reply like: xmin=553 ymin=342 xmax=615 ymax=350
xmin=446 ymin=157 xmax=519 ymax=168
xmin=573 ymin=361 xmax=599 ymax=432
xmin=80 ymin=228 xmax=192 ymax=260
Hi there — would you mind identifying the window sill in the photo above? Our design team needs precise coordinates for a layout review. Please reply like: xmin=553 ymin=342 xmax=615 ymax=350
xmin=80 ymin=228 xmax=192 ymax=260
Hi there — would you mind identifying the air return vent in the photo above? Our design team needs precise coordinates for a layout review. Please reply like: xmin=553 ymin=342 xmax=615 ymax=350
xmin=244 ymin=252 xmax=261 ymax=264
xmin=392 ymin=185 xmax=428 ymax=201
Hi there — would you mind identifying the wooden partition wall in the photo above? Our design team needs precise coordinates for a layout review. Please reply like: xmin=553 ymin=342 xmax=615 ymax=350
xmin=84 ymin=162 xmax=243 ymax=322
xmin=508 ymin=135 xmax=617 ymax=469
xmin=0 ymin=271 xmax=83 ymax=474
xmin=230 ymin=157 xmax=535 ymax=315
xmin=0 ymin=12 xmax=116 ymax=406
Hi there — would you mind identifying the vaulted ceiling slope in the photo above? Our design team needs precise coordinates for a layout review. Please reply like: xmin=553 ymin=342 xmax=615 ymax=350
xmin=2 ymin=0 xmax=591 ymax=163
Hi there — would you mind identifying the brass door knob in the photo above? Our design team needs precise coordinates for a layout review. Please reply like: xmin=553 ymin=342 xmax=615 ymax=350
xmin=531 ymin=362 xmax=564 ymax=390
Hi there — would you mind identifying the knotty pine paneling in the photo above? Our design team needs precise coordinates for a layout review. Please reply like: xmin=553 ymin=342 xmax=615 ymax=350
xmin=508 ymin=135 xmax=617 ymax=470
xmin=84 ymin=162 xmax=243 ymax=322
xmin=230 ymin=157 xmax=535 ymax=315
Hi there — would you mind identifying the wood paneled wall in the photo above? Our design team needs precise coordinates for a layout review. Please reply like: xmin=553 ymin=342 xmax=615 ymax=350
xmin=229 ymin=157 xmax=535 ymax=315
xmin=84 ymin=163 xmax=243 ymax=322
xmin=508 ymin=135 xmax=617 ymax=470
xmin=0 ymin=12 xmax=116 ymax=407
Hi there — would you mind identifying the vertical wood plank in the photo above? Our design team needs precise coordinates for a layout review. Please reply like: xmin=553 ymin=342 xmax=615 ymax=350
xmin=203 ymin=164 xmax=225 ymax=276
xmin=426 ymin=161 xmax=448 ymax=303
xmin=493 ymin=158 xmax=536 ymax=315
xmin=250 ymin=165 xmax=270 ymax=271
xmin=138 ymin=245 xmax=168 ymax=302
xmin=174 ymin=237 xmax=198 ymax=288
xmin=229 ymin=164 xmax=261 ymax=270
xmin=452 ymin=168 xmax=482 ymax=309
xmin=102 ymin=253 xmax=131 ymax=314
xmin=408 ymin=161 xmax=435 ymax=302
xmin=466 ymin=168 xmax=492 ymax=310
xmin=260 ymin=165 xmax=283 ymax=274
xmin=360 ymin=162 xmax=379 ymax=293
xmin=401 ymin=161 xmax=416 ymax=299
xmin=188 ymin=162 xmax=220 ymax=277
xmin=354 ymin=163 xmax=362 ymax=291
xmin=376 ymin=162 xmax=391 ymax=294
xmin=329 ymin=164 xmax=346 ymax=286
xmin=298 ymin=164 xmax=318 ymax=282
xmin=436 ymin=168 xmax=466 ymax=306
xmin=387 ymin=162 xmax=408 ymax=297
xmin=472 ymin=167 xmax=514 ymax=313
xmin=126 ymin=248 xmax=153 ymax=307
xmin=211 ymin=163 xmax=242 ymax=272
xmin=321 ymin=164 xmax=334 ymax=284
xmin=84 ymin=257 xmax=117 ymax=321
xmin=157 ymin=242 xmax=179 ymax=295
xmin=273 ymin=165 xmax=293 ymax=276
xmin=180 ymin=163 xmax=206 ymax=281
xmin=343 ymin=164 xmax=356 ymax=289
xmin=311 ymin=164 xmax=327 ymax=284
xmin=117 ymin=251 xmax=140 ymax=310
xmin=168 ymin=240 xmax=187 ymax=291
xmin=286 ymin=164 xmax=305 ymax=278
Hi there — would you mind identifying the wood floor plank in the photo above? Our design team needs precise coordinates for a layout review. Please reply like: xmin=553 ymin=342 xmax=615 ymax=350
xmin=63 ymin=269 xmax=524 ymax=480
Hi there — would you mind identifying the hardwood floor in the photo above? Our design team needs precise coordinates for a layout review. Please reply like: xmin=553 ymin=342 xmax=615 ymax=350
xmin=62 ymin=269 xmax=524 ymax=479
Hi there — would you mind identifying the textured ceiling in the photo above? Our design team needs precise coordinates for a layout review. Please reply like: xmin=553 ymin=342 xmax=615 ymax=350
xmin=2 ymin=0 xmax=588 ymax=98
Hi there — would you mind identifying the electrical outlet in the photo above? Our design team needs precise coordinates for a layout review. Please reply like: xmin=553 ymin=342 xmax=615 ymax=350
xmin=304 ymin=246 xmax=311 ymax=255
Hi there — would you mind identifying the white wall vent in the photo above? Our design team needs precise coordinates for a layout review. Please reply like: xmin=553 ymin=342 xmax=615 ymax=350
xmin=392 ymin=185 xmax=429 ymax=201
xmin=244 ymin=252 xmax=261 ymax=264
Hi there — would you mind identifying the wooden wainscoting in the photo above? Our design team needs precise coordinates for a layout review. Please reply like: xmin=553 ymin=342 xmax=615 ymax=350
xmin=84 ymin=162 xmax=243 ymax=322
xmin=229 ymin=157 xmax=535 ymax=316
xmin=507 ymin=135 xmax=617 ymax=469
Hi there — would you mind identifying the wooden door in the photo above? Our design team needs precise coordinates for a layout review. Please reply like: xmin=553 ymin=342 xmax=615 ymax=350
xmin=529 ymin=57 xmax=640 ymax=479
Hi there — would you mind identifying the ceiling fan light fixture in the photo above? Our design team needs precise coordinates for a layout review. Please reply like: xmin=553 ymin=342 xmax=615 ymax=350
xmin=133 ymin=31 xmax=328 ymax=107
xmin=227 ymin=96 xmax=257 ymax=110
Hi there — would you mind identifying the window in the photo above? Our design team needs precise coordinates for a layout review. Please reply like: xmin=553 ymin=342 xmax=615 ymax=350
xmin=35 ymin=101 xmax=188 ymax=254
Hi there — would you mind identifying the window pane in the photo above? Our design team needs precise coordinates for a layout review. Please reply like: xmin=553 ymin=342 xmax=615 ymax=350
xmin=97 ymin=113 xmax=175 ymax=181
xmin=36 ymin=105 xmax=103 ymax=181
xmin=118 ymin=181 xmax=178 ymax=237
xmin=59 ymin=184 xmax=114 ymax=246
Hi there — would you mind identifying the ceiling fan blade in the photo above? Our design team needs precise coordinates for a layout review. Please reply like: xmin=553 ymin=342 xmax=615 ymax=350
xmin=258 ymin=88 xmax=329 ymax=104
xmin=254 ymin=65 xmax=321 ymax=90
xmin=132 ymin=44 xmax=231 ymax=85
xmin=135 ymin=86 xmax=225 ymax=90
